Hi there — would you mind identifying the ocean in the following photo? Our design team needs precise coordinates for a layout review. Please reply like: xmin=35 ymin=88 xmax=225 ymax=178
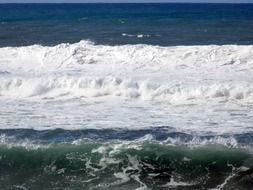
xmin=0 ymin=3 xmax=253 ymax=190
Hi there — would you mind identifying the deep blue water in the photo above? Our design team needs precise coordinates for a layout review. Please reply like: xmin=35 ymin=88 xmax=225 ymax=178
xmin=1 ymin=3 xmax=253 ymax=47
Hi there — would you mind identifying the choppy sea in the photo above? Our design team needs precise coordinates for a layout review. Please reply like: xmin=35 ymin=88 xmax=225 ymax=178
xmin=1 ymin=3 xmax=253 ymax=190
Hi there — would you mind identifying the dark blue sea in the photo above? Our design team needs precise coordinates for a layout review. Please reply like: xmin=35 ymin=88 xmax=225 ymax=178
xmin=1 ymin=3 xmax=253 ymax=190
xmin=1 ymin=3 xmax=253 ymax=46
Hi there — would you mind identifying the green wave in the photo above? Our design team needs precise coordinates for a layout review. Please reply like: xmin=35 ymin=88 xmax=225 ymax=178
xmin=0 ymin=141 xmax=253 ymax=190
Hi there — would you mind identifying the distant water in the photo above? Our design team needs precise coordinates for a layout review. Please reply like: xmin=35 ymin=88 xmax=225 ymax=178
xmin=1 ymin=3 xmax=253 ymax=47
xmin=1 ymin=3 xmax=253 ymax=190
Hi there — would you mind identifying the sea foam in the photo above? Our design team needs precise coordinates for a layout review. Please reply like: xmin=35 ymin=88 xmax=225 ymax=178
xmin=0 ymin=41 xmax=253 ymax=102
xmin=0 ymin=76 xmax=252 ymax=101
xmin=1 ymin=41 xmax=253 ymax=134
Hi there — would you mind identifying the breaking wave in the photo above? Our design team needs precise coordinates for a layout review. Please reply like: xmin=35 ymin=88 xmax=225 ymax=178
xmin=0 ymin=129 xmax=253 ymax=190
xmin=0 ymin=40 xmax=253 ymax=102
xmin=1 ymin=40 xmax=253 ymax=73
xmin=0 ymin=76 xmax=253 ymax=101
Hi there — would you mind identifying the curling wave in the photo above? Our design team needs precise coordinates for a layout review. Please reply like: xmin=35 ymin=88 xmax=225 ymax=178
xmin=0 ymin=132 xmax=252 ymax=190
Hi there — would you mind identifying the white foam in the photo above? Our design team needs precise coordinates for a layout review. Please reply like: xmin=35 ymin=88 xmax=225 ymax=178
xmin=0 ymin=134 xmax=49 ymax=150
xmin=165 ymin=136 xmax=238 ymax=148
xmin=161 ymin=177 xmax=192 ymax=188
xmin=0 ymin=42 xmax=252 ymax=77
xmin=122 ymin=33 xmax=151 ymax=38
xmin=1 ymin=41 xmax=253 ymax=133
xmin=0 ymin=40 xmax=253 ymax=102
xmin=0 ymin=76 xmax=252 ymax=101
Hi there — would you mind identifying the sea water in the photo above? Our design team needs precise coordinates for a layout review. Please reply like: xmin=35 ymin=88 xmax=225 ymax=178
xmin=0 ymin=3 xmax=253 ymax=190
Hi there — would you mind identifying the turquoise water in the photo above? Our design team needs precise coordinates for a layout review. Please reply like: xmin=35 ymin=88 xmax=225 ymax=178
xmin=0 ymin=129 xmax=252 ymax=189
xmin=0 ymin=129 xmax=253 ymax=190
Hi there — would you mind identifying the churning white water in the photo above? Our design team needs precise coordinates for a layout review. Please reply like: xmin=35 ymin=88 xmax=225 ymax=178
xmin=0 ymin=41 xmax=253 ymax=134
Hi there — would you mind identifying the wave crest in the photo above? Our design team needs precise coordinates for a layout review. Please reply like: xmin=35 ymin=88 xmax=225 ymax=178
xmin=0 ymin=40 xmax=253 ymax=73
xmin=0 ymin=41 xmax=253 ymax=102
